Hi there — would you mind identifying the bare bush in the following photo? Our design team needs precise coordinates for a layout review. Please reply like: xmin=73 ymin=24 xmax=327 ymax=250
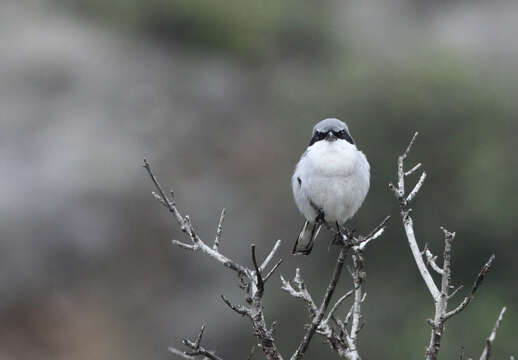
xmin=143 ymin=133 xmax=507 ymax=359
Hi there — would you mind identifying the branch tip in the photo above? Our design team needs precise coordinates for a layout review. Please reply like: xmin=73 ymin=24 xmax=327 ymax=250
xmin=260 ymin=239 xmax=282 ymax=272
xmin=264 ymin=259 xmax=283 ymax=283
xmin=213 ymin=208 xmax=226 ymax=250
xmin=479 ymin=306 xmax=507 ymax=360
xmin=405 ymin=162 xmax=422 ymax=176
xmin=220 ymin=294 xmax=248 ymax=316
xmin=403 ymin=131 xmax=419 ymax=159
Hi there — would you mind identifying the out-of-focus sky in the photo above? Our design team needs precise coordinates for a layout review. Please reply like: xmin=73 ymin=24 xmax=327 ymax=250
xmin=1 ymin=0 xmax=516 ymax=359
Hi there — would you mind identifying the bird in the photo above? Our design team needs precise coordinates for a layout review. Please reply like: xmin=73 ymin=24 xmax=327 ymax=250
xmin=291 ymin=118 xmax=370 ymax=255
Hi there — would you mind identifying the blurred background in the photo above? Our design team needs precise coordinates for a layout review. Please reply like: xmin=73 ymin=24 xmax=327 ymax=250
xmin=1 ymin=0 xmax=516 ymax=359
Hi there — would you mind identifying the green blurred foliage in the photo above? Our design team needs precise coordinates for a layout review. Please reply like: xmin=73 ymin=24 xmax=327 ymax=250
xmin=58 ymin=0 xmax=335 ymax=59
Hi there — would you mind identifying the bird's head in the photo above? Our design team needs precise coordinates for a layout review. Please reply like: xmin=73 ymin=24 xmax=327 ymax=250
xmin=309 ymin=118 xmax=354 ymax=146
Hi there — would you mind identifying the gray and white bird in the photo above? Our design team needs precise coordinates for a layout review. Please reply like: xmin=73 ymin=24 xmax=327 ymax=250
xmin=292 ymin=118 xmax=370 ymax=255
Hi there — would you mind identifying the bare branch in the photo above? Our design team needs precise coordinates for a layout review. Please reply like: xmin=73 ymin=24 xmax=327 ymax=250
xmin=149 ymin=130 xmax=506 ymax=360
xmin=403 ymin=132 xmax=419 ymax=160
xmin=282 ymin=218 xmax=389 ymax=360
xmin=220 ymin=294 xmax=248 ymax=316
xmin=448 ymin=285 xmax=464 ymax=300
xmin=388 ymin=182 xmax=400 ymax=199
xmin=471 ymin=255 xmax=496 ymax=297
xmin=424 ymin=249 xmax=444 ymax=275
xmin=391 ymin=141 xmax=440 ymax=301
xmin=280 ymin=270 xmax=318 ymax=318
xmin=396 ymin=132 xmax=419 ymax=197
xmin=444 ymin=255 xmax=495 ymax=320
xmin=144 ymin=159 xmax=283 ymax=360
xmin=264 ymin=259 xmax=283 ymax=283
xmin=406 ymin=171 xmax=427 ymax=203
xmin=169 ymin=347 xmax=196 ymax=359
xmin=194 ymin=324 xmax=205 ymax=349
xmin=405 ymin=162 xmax=422 ymax=176
xmin=325 ymin=290 xmax=354 ymax=324
xmin=426 ymin=227 xmax=455 ymax=359
xmin=172 ymin=239 xmax=196 ymax=251
xmin=403 ymin=216 xmax=440 ymax=300
xmin=260 ymin=240 xmax=282 ymax=272
xmin=356 ymin=215 xmax=391 ymax=251
xmin=290 ymin=246 xmax=350 ymax=360
xmin=213 ymin=208 xmax=226 ymax=250
xmin=144 ymin=159 xmax=248 ymax=276
xmin=390 ymin=136 xmax=441 ymax=301
xmin=349 ymin=251 xmax=364 ymax=353
xmin=169 ymin=325 xmax=224 ymax=360
xmin=440 ymin=227 xmax=455 ymax=296
xmin=152 ymin=191 xmax=168 ymax=207
xmin=390 ymin=136 xmax=500 ymax=360
xmin=479 ymin=307 xmax=507 ymax=360
xmin=143 ymin=159 xmax=182 ymax=222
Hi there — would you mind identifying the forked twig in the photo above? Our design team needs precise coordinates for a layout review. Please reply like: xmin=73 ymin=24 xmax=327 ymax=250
xmin=389 ymin=135 xmax=498 ymax=360
xmin=144 ymin=159 xmax=283 ymax=360
xmin=169 ymin=325 xmax=224 ymax=360
xmin=283 ymin=216 xmax=389 ymax=360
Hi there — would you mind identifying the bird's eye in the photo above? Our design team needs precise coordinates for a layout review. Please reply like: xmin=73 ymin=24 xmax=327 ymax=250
xmin=309 ymin=131 xmax=327 ymax=146
xmin=337 ymin=129 xmax=355 ymax=144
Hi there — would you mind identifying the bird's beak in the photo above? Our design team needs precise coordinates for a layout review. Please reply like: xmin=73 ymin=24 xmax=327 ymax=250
xmin=326 ymin=131 xmax=337 ymax=142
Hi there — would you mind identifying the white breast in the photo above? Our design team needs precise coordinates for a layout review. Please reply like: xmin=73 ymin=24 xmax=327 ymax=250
xmin=292 ymin=140 xmax=370 ymax=224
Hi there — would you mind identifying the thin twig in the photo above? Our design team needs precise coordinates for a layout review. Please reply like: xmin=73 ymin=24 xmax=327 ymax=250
xmin=479 ymin=307 xmax=507 ymax=360
xmin=325 ymin=290 xmax=354 ymax=324
xmin=290 ymin=246 xmax=350 ymax=360
xmin=264 ymin=259 xmax=283 ymax=283
xmin=403 ymin=216 xmax=440 ymax=301
xmin=346 ymin=251 xmax=364 ymax=360
xmin=280 ymin=270 xmax=318 ymax=318
xmin=356 ymin=216 xmax=391 ymax=251
xmin=144 ymin=159 xmax=283 ymax=360
xmin=390 ymin=136 xmax=439 ymax=301
xmin=283 ymin=217 xmax=389 ymax=360
xmin=389 ymin=136 xmax=498 ymax=360
xmin=448 ymin=285 xmax=464 ymax=299
xmin=426 ymin=227 xmax=455 ymax=359
xmin=403 ymin=132 xmax=419 ymax=159
xmin=405 ymin=163 xmax=422 ymax=176
xmin=444 ymin=255 xmax=495 ymax=320
xmin=424 ymin=249 xmax=444 ymax=275
xmin=260 ymin=240 xmax=282 ymax=272
xmin=169 ymin=347 xmax=196 ymax=359
xmin=213 ymin=208 xmax=226 ymax=250
xmin=144 ymin=159 xmax=248 ymax=275
xmin=220 ymin=294 xmax=248 ymax=316
xmin=169 ymin=325 xmax=224 ymax=360
xmin=406 ymin=172 xmax=427 ymax=203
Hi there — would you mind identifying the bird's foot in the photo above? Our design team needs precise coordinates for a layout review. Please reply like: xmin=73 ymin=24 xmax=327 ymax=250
xmin=315 ymin=209 xmax=326 ymax=224
xmin=309 ymin=200 xmax=325 ymax=224
xmin=332 ymin=225 xmax=356 ymax=246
